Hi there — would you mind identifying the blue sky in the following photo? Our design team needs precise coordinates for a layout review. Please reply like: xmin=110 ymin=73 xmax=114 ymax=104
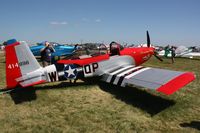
xmin=0 ymin=0 xmax=200 ymax=46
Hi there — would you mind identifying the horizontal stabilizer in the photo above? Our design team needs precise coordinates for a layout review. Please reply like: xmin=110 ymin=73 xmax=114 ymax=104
xmin=19 ymin=80 xmax=46 ymax=88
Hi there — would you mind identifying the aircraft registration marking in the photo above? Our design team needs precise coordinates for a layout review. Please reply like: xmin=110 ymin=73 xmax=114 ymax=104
xmin=7 ymin=63 xmax=19 ymax=69
xmin=19 ymin=60 xmax=29 ymax=66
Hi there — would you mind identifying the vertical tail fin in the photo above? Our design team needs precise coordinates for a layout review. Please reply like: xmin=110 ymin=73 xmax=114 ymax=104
xmin=5 ymin=39 xmax=41 ymax=89
xmin=5 ymin=39 xmax=22 ymax=89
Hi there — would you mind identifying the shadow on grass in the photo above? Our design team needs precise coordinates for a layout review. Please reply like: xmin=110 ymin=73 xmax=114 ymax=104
xmin=34 ymin=80 xmax=98 ymax=91
xmin=9 ymin=81 xmax=98 ymax=104
xmin=10 ymin=87 xmax=37 ymax=104
xmin=98 ymin=82 xmax=175 ymax=116
xmin=180 ymin=121 xmax=200 ymax=131
xmin=9 ymin=78 xmax=175 ymax=114
xmin=0 ymin=61 xmax=5 ymax=64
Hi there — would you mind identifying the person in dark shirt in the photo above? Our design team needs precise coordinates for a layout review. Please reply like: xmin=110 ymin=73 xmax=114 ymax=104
xmin=40 ymin=41 xmax=55 ymax=67
xmin=171 ymin=46 xmax=176 ymax=63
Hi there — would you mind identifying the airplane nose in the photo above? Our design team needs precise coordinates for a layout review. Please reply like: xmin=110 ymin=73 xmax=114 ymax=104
xmin=142 ymin=48 xmax=154 ymax=61
xmin=135 ymin=48 xmax=155 ymax=65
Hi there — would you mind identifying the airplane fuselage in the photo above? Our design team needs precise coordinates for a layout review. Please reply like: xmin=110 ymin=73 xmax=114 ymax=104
xmin=40 ymin=47 xmax=155 ymax=83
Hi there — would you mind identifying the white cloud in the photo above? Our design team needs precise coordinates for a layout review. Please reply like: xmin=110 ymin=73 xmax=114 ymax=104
xmin=50 ymin=21 xmax=68 ymax=25
xmin=82 ymin=18 xmax=89 ymax=22
xmin=81 ymin=18 xmax=102 ymax=23
xmin=95 ymin=19 xmax=101 ymax=23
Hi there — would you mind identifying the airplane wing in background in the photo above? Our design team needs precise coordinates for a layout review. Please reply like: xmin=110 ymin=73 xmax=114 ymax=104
xmin=101 ymin=65 xmax=195 ymax=95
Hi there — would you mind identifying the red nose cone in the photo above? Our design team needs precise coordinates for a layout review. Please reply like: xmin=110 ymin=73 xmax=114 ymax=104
xmin=135 ymin=47 xmax=154 ymax=65
xmin=120 ymin=47 xmax=155 ymax=66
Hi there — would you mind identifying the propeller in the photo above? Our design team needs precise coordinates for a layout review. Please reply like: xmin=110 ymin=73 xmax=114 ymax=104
xmin=147 ymin=31 xmax=150 ymax=47
xmin=146 ymin=30 xmax=163 ymax=61
xmin=154 ymin=51 xmax=163 ymax=61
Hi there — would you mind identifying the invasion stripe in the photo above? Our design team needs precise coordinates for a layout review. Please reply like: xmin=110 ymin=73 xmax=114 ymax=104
xmin=113 ymin=66 xmax=143 ymax=85
xmin=110 ymin=75 xmax=117 ymax=84
xmin=125 ymin=67 xmax=150 ymax=79
xmin=120 ymin=67 xmax=151 ymax=87
xmin=117 ymin=67 xmax=145 ymax=86
xmin=106 ymin=65 xmax=133 ymax=82
xmin=117 ymin=76 xmax=125 ymax=86
xmin=109 ymin=66 xmax=135 ymax=83
xmin=111 ymin=65 xmax=134 ymax=75
xmin=117 ymin=66 xmax=143 ymax=77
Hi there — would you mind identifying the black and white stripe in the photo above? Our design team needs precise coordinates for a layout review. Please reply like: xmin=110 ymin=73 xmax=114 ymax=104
xmin=106 ymin=65 xmax=134 ymax=82
xmin=120 ymin=67 xmax=151 ymax=87
xmin=106 ymin=66 xmax=149 ymax=86
xmin=113 ymin=66 xmax=144 ymax=85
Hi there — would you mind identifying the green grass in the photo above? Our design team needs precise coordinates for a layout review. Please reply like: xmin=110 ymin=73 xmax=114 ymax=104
xmin=0 ymin=53 xmax=200 ymax=133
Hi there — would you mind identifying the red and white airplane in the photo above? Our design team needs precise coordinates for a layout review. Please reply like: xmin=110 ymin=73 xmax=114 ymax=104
xmin=2 ymin=31 xmax=195 ymax=95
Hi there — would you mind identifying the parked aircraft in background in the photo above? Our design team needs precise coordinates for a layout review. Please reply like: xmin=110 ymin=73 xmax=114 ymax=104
xmin=30 ymin=42 xmax=77 ymax=57
xmin=158 ymin=45 xmax=200 ymax=58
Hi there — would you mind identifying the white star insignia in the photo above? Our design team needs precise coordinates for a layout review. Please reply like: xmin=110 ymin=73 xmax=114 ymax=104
xmin=65 ymin=66 xmax=75 ymax=77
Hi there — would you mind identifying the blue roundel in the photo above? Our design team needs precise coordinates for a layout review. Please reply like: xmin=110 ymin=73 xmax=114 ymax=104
xmin=64 ymin=64 xmax=78 ymax=79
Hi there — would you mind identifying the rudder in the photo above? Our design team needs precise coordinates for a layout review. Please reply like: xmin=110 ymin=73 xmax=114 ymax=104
xmin=5 ymin=39 xmax=22 ymax=88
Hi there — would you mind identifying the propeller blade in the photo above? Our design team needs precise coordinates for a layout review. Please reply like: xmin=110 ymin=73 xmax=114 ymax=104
xmin=154 ymin=53 xmax=163 ymax=61
xmin=147 ymin=31 xmax=150 ymax=47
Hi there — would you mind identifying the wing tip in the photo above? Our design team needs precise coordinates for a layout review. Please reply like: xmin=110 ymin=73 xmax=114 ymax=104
xmin=157 ymin=72 xmax=195 ymax=95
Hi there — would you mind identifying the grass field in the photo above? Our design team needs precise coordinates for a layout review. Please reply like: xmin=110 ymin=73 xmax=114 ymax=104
xmin=0 ymin=52 xmax=199 ymax=133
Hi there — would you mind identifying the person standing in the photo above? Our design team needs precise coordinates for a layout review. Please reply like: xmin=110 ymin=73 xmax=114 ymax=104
xmin=171 ymin=46 xmax=176 ymax=63
xmin=40 ymin=41 xmax=55 ymax=67
xmin=164 ymin=45 xmax=170 ymax=58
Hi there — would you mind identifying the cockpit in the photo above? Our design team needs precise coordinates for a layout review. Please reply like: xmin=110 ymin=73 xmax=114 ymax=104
xmin=109 ymin=41 xmax=124 ymax=56
xmin=66 ymin=42 xmax=124 ymax=60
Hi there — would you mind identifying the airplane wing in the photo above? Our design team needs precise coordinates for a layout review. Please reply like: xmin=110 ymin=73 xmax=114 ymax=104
xmin=101 ymin=65 xmax=195 ymax=95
